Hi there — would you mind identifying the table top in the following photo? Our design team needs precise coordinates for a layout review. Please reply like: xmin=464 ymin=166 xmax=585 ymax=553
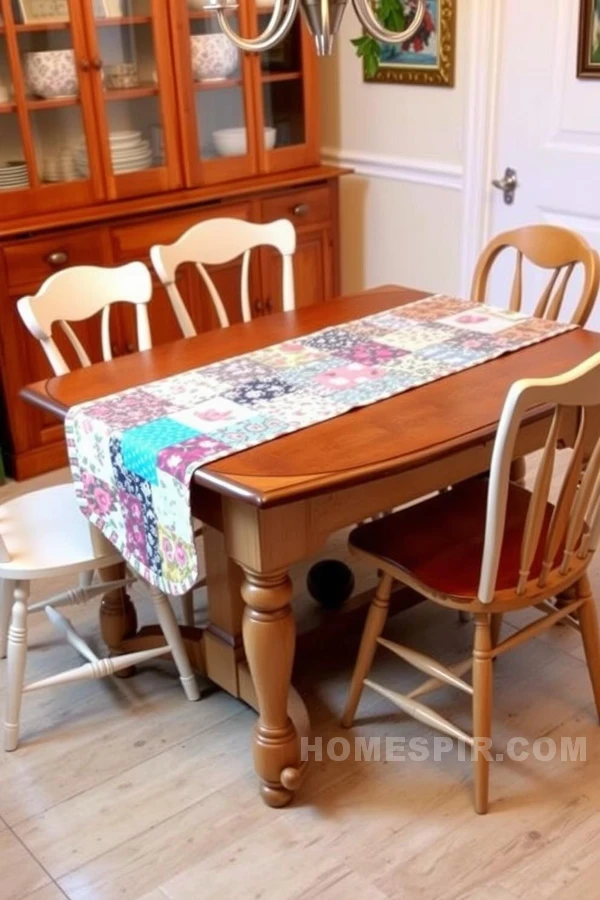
xmin=22 ymin=285 xmax=600 ymax=508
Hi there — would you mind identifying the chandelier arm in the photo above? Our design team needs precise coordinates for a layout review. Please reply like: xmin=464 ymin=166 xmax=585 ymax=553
xmin=216 ymin=0 xmax=301 ymax=53
xmin=351 ymin=0 xmax=426 ymax=45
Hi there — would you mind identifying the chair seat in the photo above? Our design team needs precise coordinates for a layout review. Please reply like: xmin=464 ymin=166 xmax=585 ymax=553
xmin=349 ymin=479 xmax=556 ymax=602
xmin=0 ymin=483 xmax=121 ymax=579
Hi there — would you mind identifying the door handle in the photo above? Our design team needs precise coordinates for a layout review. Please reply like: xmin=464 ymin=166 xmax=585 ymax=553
xmin=492 ymin=167 xmax=518 ymax=205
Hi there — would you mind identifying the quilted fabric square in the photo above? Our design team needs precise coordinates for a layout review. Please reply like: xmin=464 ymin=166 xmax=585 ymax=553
xmin=336 ymin=339 xmax=409 ymax=367
xmin=303 ymin=327 xmax=362 ymax=353
xmin=146 ymin=372 xmax=232 ymax=407
xmin=170 ymin=396 xmax=255 ymax=433
xmin=201 ymin=357 xmax=275 ymax=386
xmin=313 ymin=362 xmax=388 ymax=391
xmin=121 ymin=417 xmax=201 ymax=484
xmin=253 ymin=341 xmax=326 ymax=369
xmin=223 ymin=376 xmax=300 ymax=407
xmin=157 ymin=434 xmax=233 ymax=483
xmin=439 ymin=308 xmax=526 ymax=335
xmin=84 ymin=389 xmax=176 ymax=429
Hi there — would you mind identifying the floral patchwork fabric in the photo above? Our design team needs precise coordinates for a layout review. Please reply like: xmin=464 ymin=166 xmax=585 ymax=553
xmin=66 ymin=295 xmax=575 ymax=595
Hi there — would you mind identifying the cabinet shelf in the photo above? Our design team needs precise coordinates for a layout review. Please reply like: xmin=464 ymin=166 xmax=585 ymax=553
xmin=14 ymin=21 xmax=71 ymax=32
xmin=26 ymin=96 xmax=79 ymax=110
xmin=188 ymin=8 xmax=236 ymax=18
xmin=193 ymin=77 xmax=242 ymax=92
xmin=104 ymin=85 xmax=159 ymax=101
xmin=0 ymin=102 xmax=17 ymax=114
xmin=96 ymin=16 xmax=153 ymax=27
xmin=261 ymin=71 xmax=302 ymax=83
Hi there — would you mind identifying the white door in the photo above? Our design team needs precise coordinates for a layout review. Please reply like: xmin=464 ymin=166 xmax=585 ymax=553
xmin=486 ymin=0 xmax=600 ymax=327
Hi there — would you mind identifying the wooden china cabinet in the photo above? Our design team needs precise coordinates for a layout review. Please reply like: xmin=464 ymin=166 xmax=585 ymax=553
xmin=0 ymin=0 xmax=345 ymax=479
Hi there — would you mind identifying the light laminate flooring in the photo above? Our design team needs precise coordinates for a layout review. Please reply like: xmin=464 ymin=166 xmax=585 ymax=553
xmin=1 ymin=461 xmax=600 ymax=900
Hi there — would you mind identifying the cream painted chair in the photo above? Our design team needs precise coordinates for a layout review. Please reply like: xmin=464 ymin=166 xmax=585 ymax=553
xmin=151 ymin=218 xmax=296 ymax=624
xmin=3 ymin=262 xmax=199 ymax=751
xmin=150 ymin=217 xmax=296 ymax=336
xmin=343 ymin=353 xmax=600 ymax=813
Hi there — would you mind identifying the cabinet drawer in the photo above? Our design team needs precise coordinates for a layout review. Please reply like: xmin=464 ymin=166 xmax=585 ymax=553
xmin=111 ymin=203 xmax=252 ymax=261
xmin=3 ymin=229 xmax=109 ymax=290
xmin=262 ymin=185 xmax=331 ymax=229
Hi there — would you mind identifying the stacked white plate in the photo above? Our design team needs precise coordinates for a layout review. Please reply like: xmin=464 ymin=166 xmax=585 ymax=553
xmin=0 ymin=162 xmax=28 ymax=191
xmin=75 ymin=131 xmax=153 ymax=176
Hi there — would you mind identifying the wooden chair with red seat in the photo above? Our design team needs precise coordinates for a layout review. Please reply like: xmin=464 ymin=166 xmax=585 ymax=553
xmin=342 ymin=353 xmax=600 ymax=814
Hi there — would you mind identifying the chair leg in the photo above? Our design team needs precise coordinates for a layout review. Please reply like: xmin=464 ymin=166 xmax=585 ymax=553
xmin=341 ymin=573 xmax=393 ymax=728
xmin=181 ymin=591 xmax=194 ymax=628
xmin=576 ymin=579 xmax=600 ymax=721
xmin=4 ymin=582 xmax=29 ymax=752
xmin=150 ymin=587 xmax=200 ymax=701
xmin=472 ymin=614 xmax=493 ymax=814
xmin=0 ymin=578 xmax=16 ymax=659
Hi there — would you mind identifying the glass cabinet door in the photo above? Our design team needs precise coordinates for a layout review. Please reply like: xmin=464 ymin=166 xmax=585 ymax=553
xmin=169 ymin=0 xmax=258 ymax=186
xmin=255 ymin=8 xmax=319 ymax=172
xmin=83 ymin=0 xmax=182 ymax=199
xmin=0 ymin=0 xmax=103 ymax=219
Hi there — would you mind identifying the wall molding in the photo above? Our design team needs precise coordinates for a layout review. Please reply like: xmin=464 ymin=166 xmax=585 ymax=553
xmin=321 ymin=147 xmax=464 ymax=191
xmin=459 ymin=0 xmax=504 ymax=295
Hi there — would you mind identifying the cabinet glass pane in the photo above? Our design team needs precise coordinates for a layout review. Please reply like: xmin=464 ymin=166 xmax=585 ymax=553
xmin=262 ymin=78 xmax=305 ymax=148
xmin=260 ymin=15 xmax=304 ymax=150
xmin=18 ymin=27 xmax=78 ymax=102
xmin=31 ymin=106 xmax=87 ymax=182
xmin=195 ymin=86 xmax=247 ymax=160
xmin=189 ymin=15 xmax=247 ymax=162
xmin=0 ymin=113 xmax=30 ymax=192
xmin=97 ymin=23 xmax=157 ymax=92
xmin=0 ymin=33 xmax=15 ymax=107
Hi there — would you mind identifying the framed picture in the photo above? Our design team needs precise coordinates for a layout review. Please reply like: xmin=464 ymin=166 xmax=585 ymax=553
xmin=16 ymin=0 xmax=109 ymax=23
xmin=362 ymin=0 xmax=455 ymax=87
xmin=578 ymin=0 xmax=600 ymax=78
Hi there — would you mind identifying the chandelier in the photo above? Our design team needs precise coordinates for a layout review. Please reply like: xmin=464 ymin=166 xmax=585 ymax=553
xmin=201 ymin=0 xmax=426 ymax=56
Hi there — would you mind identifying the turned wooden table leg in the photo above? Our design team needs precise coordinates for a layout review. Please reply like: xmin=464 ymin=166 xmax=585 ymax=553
xmin=241 ymin=567 xmax=303 ymax=808
xmin=98 ymin=563 xmax=137 ymax=658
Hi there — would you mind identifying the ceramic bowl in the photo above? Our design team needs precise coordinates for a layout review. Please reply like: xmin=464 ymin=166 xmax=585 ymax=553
xmin=213 ymin=125 xmax=276 ymax=156
xmin=190 ymin=34 xmax=238 ymax=81
xmin=24 ymin=50 xmax=78 ymax=99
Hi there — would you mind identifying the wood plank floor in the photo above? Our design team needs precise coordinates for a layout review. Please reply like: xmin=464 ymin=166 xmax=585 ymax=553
xmin=1 ymin=460 xmax=600 ymax=899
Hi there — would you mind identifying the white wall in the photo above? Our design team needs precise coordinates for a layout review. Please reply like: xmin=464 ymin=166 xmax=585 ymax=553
xmin=320 ymin=5 xmax=471 ymax=296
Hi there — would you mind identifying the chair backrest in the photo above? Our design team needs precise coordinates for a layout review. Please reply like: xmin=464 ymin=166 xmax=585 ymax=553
xmin=17 ymin=262 xmax=153 ymax=376
xmin=478 ymin=352 xmax=600 ymax=605
xmin=471 ymin=225 xmax=600 ymax=326
xmin=150 ymin=217 xmax=296 ymax=338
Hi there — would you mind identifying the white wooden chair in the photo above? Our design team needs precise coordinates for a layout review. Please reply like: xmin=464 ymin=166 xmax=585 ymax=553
xmin=151 ymin=219 xmax=296 ymax=623
xmin=3 ymin=263 xmax=199 ymax=751
xmin=18 ymin=261 xmax=153 ymax=374
xmin=342 ymin=352 xmax=600 ymax=813
xmin=150 ymin=217 xmax=296 ymax=337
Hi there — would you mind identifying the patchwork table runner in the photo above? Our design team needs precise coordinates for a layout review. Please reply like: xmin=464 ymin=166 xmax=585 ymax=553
xmin=66 ymin=295 xmax=575 ymax=594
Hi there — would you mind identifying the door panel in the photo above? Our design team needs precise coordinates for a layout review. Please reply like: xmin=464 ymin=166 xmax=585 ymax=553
xmin=488 ymin=0 xmax=600 ymax=327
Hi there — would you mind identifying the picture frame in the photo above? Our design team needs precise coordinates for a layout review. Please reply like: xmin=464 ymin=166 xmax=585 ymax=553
xmin=364 ymin=0 xmax=455 ymax=88
xmin=16 ymin=0 xmax=109 ymax=24
xmin=578 ymin=0 xmax=600 ymax=78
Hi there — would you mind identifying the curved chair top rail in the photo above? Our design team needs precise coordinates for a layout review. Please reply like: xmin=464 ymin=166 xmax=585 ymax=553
xmin=471 ymin=224 xmax=600 ymax=327
xmin=150 ymin=217 xmax=296 ymax=338
xmin=17 ymin=261 xmax=153 ymax=376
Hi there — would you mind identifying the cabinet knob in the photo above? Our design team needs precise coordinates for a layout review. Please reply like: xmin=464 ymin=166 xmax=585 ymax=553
xmin=91 ymin=57 xmax=103 ymax=71
xmin=46 ymin=250 xmax=68 ymax=267
xmin=292 ymin=203 xmax=309 ymax=217
xmin=126 ymin=342 xmax=135 ymax=354
xmin=265 ymin=298 xmax=273 ymax=313
xmin=79 ymin=59 xmax=91 ymax=72
xmin=255 ymin=300 xmax=264 ymax=313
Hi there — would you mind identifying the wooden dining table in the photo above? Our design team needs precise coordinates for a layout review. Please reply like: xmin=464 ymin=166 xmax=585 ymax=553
xmin=22 ymin=284 xmax=600 ymax=807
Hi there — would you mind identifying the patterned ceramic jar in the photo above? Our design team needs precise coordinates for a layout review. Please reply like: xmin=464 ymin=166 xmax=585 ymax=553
xmin=24 ymin=50 xmax=78 ymax=99
xmin=189 ymin=34 xmax=238 ymax=81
